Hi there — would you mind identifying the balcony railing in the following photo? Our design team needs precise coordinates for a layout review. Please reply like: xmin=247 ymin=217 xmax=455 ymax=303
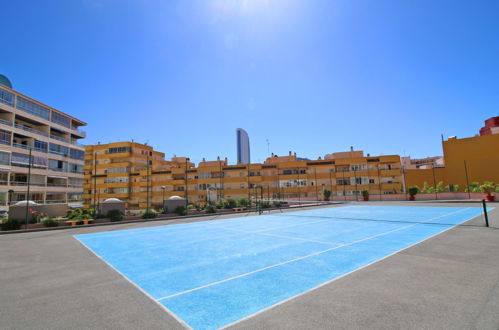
xmin=0 ymin=118 xmax=13 ymax=126
xmin=50 ymin=134 xmax=70 ymax=143
xmin=14 ymin=123 xmax=49 ymax=137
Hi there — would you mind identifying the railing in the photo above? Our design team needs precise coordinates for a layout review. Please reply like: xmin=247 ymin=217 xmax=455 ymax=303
xmin=0 ymin=180 xmax=8 ymax=185
xmin=49 ymin=150 xmax=68 ymax=157
xmin=47 ymin=183 xmax=68 ymax=187
xmin=0 ymin=139 xmax=10 ymax=146
xmin=50 ymin=134 xmax=70 ymax=143
xmin=12 ymin=142 xmax=31 ymax=150
xmin=0 ymin=118 xmax=13 ymax=126
xmin=14 ymin=123 xmax=49 ymax=137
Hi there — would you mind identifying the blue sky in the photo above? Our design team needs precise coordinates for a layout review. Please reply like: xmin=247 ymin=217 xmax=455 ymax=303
xmin=1 ymin=0 xmax=498 ymax=164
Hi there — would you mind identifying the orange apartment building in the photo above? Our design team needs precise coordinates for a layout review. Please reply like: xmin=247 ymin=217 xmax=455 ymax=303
xmin=83 ymin=142 xmax=403 ymax=210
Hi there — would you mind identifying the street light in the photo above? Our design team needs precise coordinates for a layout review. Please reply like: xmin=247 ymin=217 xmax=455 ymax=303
xmin=161 ymin=186 xmax=166 ymax=211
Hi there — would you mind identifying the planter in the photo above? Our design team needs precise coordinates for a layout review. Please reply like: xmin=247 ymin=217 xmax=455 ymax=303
xmin=409 ymin=195 xmax=416 ymax=201
xmin=486 ymin=194 xmax=495 ymax=202
xmin=363 ymin=197 xmax=369 ymax=201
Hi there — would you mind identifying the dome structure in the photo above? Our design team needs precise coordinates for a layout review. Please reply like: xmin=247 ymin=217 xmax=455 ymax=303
xmin=14 ymin=200 xmax=37 ymax=206
xmin=0 ymin=74 xmax=12 ymax=89
xmin=102 ymin=198 xmax=122 ymax=203
xmin=168 ymin=195 xmax=185 ymax=200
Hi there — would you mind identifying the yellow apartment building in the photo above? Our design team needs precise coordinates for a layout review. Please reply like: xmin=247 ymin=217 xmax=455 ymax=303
xmin=405 ymin=123 xmax=499 ymax=190
xmin=83 ymin=142 xmax=403 ymax=210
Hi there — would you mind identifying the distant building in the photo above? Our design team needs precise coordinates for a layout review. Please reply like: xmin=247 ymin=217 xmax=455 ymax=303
xmin=0 ymin=74 xmax=86 ymax=208
xmin=401 ymin=156 xmax=444 ymax=169
xmin=236 ymin=128 xmax=250 ymax=164
xmin=479 ymin=116 xmax=499 ymax=136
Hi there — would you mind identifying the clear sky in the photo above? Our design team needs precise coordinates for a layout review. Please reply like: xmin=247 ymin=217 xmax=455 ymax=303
xmin=1 ymin=0 xmax=498 ymax=164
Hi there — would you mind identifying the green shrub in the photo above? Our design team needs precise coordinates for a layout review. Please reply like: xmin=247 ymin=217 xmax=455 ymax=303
xmin=187 ymin=204 xmax=195 ymax=210
xmin=1 ymin=219 xmax=21 ymax=231
xmin=174 ymin=206 xmax=187 ymax=216
xmin=142 ymin=209 xmax=157 ymax=219
xmin=272 ymin=201 xmax=282 ymax=207
xmin=107 ymin=209 xmax=123 ymax=222
xmin=361 ymin=190 xmax=369 ymax=198
xmin=261 ymin=202 xmax=270 ymax=209
xmin=480 ymin=182 xmax=496 ymax=195
xmin=237 ymin=197 xmax=249 ymax=207
xmin=205 ymin=205 xmax=217 ymax=214
xmin=435 ymin=181 xmax=445 ymax=193
xmin=408 ymin=186 xmax=419 ymax=196
xmin=42 ymin=218 xmax=59 ymax=227
xmin=224 ymin=198 xmax=237 ymax=209
xmin=323 ymin=189 xmax=332 ymax=201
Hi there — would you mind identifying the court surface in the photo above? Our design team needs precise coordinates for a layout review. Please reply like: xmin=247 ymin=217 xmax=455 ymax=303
xmin=75 ymin=205 xmax=488 ymax=329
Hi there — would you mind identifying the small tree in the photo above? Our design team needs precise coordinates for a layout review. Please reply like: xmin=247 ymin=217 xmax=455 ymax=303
xmin=361 ymin=190 xmax=369 ymax=200
xmin=454 ymin=184 xmax=460 ymax=192
xmin=408 ymin=186 xmax=419 ymax=200
xmin=323 ymin=190 xmax=332 ymax=201
xmin=480 ymin=182 xmax=496 ymax=200
xmin=421 ymin=182 xmax=432 ymax=194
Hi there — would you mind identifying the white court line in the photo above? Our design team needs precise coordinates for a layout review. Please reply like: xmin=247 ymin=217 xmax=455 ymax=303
xmin=224 ymin=226 xmax=339 ymax=246
xmin=221 ymin=207 xmax=476 ymax=329
xmin=156 ymin=207 xmax=470 ymax=302
xmin=74 ymin=237 xmax=193 ymax=330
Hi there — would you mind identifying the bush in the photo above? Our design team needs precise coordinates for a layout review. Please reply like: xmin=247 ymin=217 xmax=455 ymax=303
xmin=142 ymin=209 xmax=157 ymax=219
xmin=435 ymin=181 xmax=445 ymax=193
xmin=107 ymin=209 xmax=123 ymax=222
xmin=205 ymin=205 xmax=217 ymax=214
xmin=174 ymin=206 xmax=187 ymax=216
xmin=237 ymin=197 xmax=249 ymax=207
xmin=261 ymin=202 xmax=270 ymax=209
xmin=224 ymin=198 xmax=237 ymax=209
xmin=272 ymin=201 xmax=282 ymax=207
xmin=42 ymin=218 xmax=59 ymax=227
xmin=323 ymin=189 xmax=332 ymax=201
xmin=1 ymin=219 xmax=21 ymax=231
xmin=480 ymin=182 xmax=496 ymax=195
xmin=408 ymin=186 xmax=419 ymax=196
xmin=361 ymin=190 xmax=369 ymax=198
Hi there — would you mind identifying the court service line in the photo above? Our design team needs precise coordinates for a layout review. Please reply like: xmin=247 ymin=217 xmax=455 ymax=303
xmin=156 ymin=207 xmax=470 ymax=302
xmin=221 ymin=207 xmax=476 ymax=329
xmin=224 ymin=227 xmax=338 ymax=246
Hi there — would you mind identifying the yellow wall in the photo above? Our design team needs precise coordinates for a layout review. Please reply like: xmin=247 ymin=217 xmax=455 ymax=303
xmin=406 ymin=133 xmax=499 ymax=190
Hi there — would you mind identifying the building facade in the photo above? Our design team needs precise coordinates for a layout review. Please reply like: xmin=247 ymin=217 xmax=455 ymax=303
xmin=84 ymin=142 xmax=403 ymax=210
xmin=236 ymin=128 xmax=250 ymax=164
xmin=406 ymin=118 xmax=499 ymax=190
xmin=0 ymin=76 xmax=86 ymax=208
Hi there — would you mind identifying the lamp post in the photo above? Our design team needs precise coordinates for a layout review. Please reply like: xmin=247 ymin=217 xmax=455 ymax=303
xmin=161 ymin=186 xmax=166 ymax=211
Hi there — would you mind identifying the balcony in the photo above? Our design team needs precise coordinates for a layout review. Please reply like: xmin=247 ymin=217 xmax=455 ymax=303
xmin=0 ymin=118 xmax=13 ymax=126
xmin=50 ymin=134 xmax=69 ymax=143
xmin=14 ymin=123 xmax=49 ymax=137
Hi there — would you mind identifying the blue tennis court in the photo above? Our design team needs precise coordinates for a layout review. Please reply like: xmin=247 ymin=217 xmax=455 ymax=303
xmin=75 ymin=205 xmax=487 ymax=329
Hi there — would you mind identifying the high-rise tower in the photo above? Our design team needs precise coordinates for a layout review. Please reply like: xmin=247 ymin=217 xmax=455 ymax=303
xmin=236 ymin=128 xmax=250 ymax=164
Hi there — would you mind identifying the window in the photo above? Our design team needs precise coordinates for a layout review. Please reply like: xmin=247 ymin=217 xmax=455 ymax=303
xmin=107 ymin=167 xmax=129 ymax=174
xmin=105 ymin=176 xmax=129 ymax=183
xmin=49 ymin=143 xmax=69 ymax=156
xmin=0 ymin=88 xmax=14 ymax=106
xmin=34 ymin=140 xmax=48 ymax=152
xmin=32 ymin=156 xmax=48 ymax=168
xmin=49 ymin=159 xmax=68 ymax=172
xmin=16 ymin=97 xmax=50 ymax=120
xmin=0 ymin=129 xmax=11 ymax=145
xmin=337 ymin=178 xmax=349 ymax=186
xmin=69 ymin=148 xmax=85 ymax=160
xmin=108 ymin=147 xmax=130 ymax=154
xmin=51 ymin=111 xmax=71 ymax=128
xmin=69 ymin=163 xmax=84 ymax=173
xmin=0 ymin=151 xmax=9 ymax=165
xmin=11 ymin=152 xmax=31 ymax=166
